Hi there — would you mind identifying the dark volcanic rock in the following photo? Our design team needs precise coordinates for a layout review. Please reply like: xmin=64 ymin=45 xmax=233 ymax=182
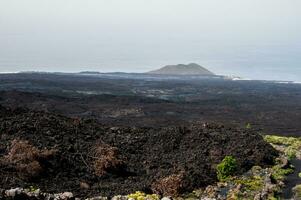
xmin=0 ymin=106 xmax=277 ymax=198
xmin=0 ymin=105 xmax=10 ymax=117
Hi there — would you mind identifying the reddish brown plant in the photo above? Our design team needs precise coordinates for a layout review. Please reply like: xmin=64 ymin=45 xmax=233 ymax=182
xmin=89 ymin=141 xmax=123 ymax=176
xmin=1 ymin=139 xmax=56 ymax=179
xmin=151 ymin=173 xmax=185 ymax=197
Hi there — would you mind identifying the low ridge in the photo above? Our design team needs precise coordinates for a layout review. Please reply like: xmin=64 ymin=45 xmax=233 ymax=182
xmin=148 ymin=63 xmax=215 ymax=75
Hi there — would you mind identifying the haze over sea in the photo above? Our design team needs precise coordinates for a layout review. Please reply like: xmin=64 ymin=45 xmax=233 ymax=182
xmin=1 ymin=0 xmax=300 ymax=82
xmin=1 ymin=47 xmax=300 ymax=82
xmin=1 ymin=59 xmax=301 ymax=83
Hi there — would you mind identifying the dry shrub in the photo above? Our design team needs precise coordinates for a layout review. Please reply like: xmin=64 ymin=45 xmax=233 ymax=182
xmin=151 ymin=173 xmax=185 ymax=197
xmin=2 ymin=139 xmax=56 ymax=179
xmin=90 ymin=141 xmax=123 ymax=176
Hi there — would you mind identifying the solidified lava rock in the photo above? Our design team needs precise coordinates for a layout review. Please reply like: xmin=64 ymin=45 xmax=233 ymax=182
xmin=0 ymin=105 xmax=278 ymax=198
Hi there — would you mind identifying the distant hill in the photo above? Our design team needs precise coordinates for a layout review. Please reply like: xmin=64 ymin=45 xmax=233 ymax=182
xmin=79 ymin=71 xmax=101 ymax=74
xmin=147 ymin=63 xmax=215 ymax=75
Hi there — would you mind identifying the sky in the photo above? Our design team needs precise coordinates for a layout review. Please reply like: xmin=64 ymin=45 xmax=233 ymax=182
xmin=0 ymin=0 xmax=301 ymax=81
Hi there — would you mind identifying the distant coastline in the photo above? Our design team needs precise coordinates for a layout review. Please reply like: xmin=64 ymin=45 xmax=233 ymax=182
xmin=1 ymin=70 xmax=301 ymax=85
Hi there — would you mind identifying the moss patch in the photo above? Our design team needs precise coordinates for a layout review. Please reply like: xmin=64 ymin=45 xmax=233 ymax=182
xmin=293 ymin=184 xmax=301 ymax=198
xmin=264 ymin=135 xmax=301 ymax=160
xmin=271 ymin=165 xmax=294 ymax=181
xmin=216 ymin=156 xmax=238 ymax=181
xmin=234 ymin=175 xmax=264 ymax=191
xmin=127 ymin=191 xmax=159 ymax=200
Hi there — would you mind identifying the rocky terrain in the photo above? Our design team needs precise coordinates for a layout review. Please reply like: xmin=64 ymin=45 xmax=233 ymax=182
xmin=0 ymin=73 xmax=301 ymax=135
xmin=0 ymin=105 xmax=277 ymax=199
xmin=1 ymin=72 xmax=301 ymax=199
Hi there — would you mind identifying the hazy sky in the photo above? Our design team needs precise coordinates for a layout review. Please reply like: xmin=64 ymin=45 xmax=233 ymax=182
xmin=0 ymin=0 xmax=300 ymax=80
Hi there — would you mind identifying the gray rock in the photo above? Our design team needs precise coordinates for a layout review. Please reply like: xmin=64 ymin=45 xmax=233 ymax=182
xmin=112 ymin=195 xmax=128 ymax=200
xmin=85 ymin=196 xmax=108 ymax=200
xmin=5 ymin=188 xmax=23 ymax=197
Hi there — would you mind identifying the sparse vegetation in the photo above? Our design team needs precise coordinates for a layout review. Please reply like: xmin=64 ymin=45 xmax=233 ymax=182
xmin=264 ymin=135 xmax=301 ymax=160
xmin=234 ymin=175 xmax=264 ymax=191
xmin=246 ymin=123 xmax=252 ymax=129
xmin=224 ymin=175 xmax=267 ymax=200
xmin=216 ymin=156 xmax=238 ymax=181
xmin=1 ymin=139 xmax=56 ymax=179
xmin=151 ymin=173 xmax=184 ymax=197
xmin=293 ymin=184 xmax=301 ymax=198
xmin=127 ymin=191 xmax=159 ymax=200
xmin=0 ymin=105 xmax=279 ymax=198
xmin=89 ymin=141 xmax=123 ymax=176
xmin=28 ymin=185 xmax=40 ymax=192
xmin=264 ymin=135 xmax=301 ymax=146
xmin=271 ymin=165 xmax=294 ymax=181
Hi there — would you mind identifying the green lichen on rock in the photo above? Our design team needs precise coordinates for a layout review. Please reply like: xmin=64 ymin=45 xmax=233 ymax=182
xmin=271 ymin=165 xmax=294 ymax=181
xmin=264 ymin=135 xmax=301 ymax=160
xmin=267 ymin=196 xmax=279 ymax=200
xmin=182 ymin=135 xmax=299 ymax=200
xmin=246 ymin=123 xmax=252 ymax=129
xmin=264 ymin=135 xmax=301 ymax=146
xmin=263 ymin=135 xmax=301 ymax=199
xmin=28 ymin=185 xmax=39 ymax=192
xmin=234 ymin=175 xmax=264 ymax=191
xmin=216 ymin=156 xmax=238 ymax=181
xmin=293 ymin=184 xmax=301 ymax=199
xmin=127 ymin=191 xmax=159 ymax=200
